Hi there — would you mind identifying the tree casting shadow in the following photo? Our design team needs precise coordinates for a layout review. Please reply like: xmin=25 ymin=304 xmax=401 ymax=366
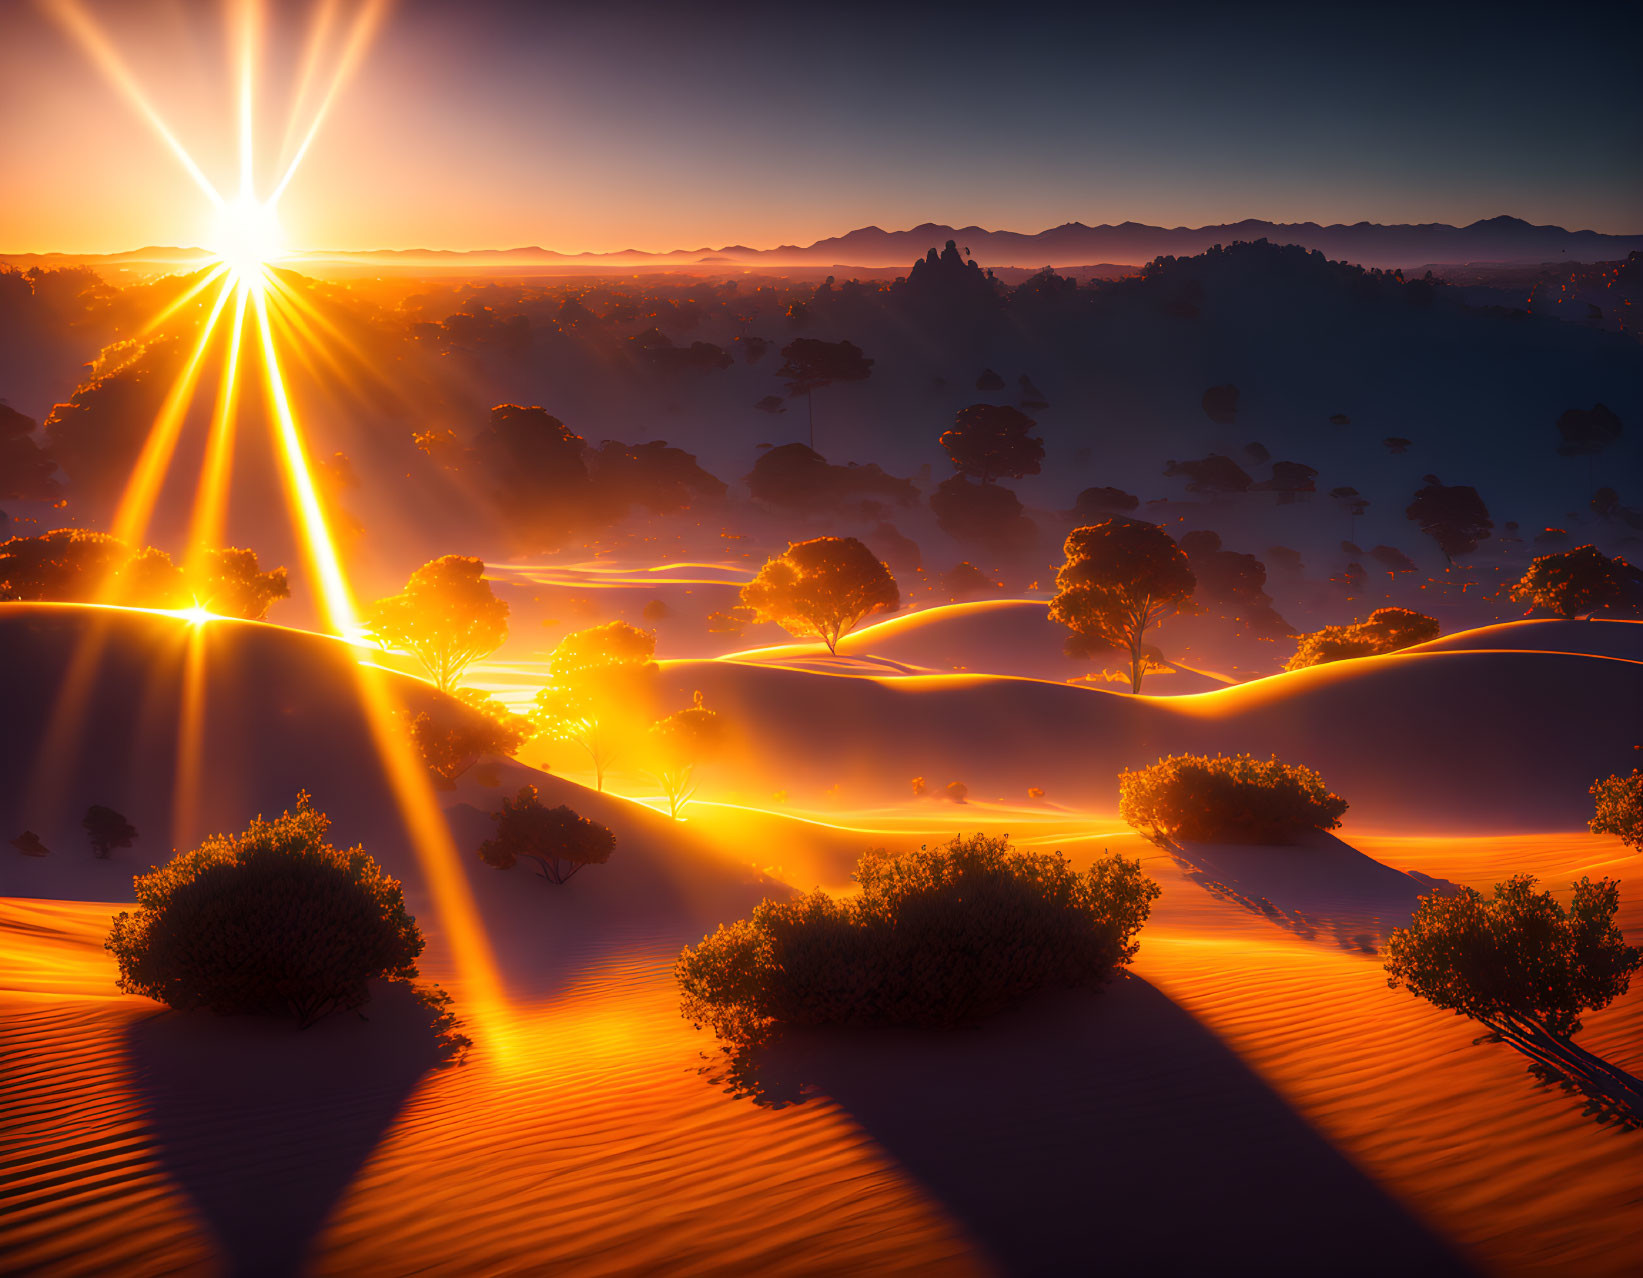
xmin=124 ymin=980 xmax=445 ymax=1278
xmin=740 ymin=975 xmax=1477 ymax=1276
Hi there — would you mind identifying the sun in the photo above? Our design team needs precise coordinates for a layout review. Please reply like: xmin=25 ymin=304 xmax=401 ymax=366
xmin=210 ymin=194 xmax=285 ymax=281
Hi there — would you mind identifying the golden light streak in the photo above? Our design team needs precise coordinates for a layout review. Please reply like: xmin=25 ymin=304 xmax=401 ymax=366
xmin=134 ymin=263 xmax=231 ymax=340
xmin=40 ymin=0 xmax=514 ymax=1059
xmin=249 ymin=273 xmax=358 ymax=635
xmin=275 ymin=0 xmax=340 ymax=169
xmin=186 ymin=283 xmax=251 ymax=559
xmin=108 ymin=273 xmax=237 ymax=550
xmin=43 ymin=0 xmax=225 ymax=209
xmin=269 ymin=0 xmax=391 ymax=206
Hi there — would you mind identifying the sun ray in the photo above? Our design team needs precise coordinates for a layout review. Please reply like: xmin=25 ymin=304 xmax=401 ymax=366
xmin=275 ymin=0 xmax=340 ymax=172
xmin=43 ymin=0 xmax=225 ymax=209
xmin=269 ymin=0 xmax=391 ymax=205
xmin=134 ymin=263 xmax=232 ymax=340
xmin=248 ymin=271 xmax=358 ymax=634
xmin=186 ymin=283 xmax=252 ymax=559
xmin=108 ymin=272 xmax=238 ymax=551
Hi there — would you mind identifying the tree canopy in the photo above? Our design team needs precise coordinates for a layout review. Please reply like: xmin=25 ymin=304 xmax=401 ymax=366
xmin=476 ymin=786 xmax=616 ymax=884
xmin=1406 ymin=478 xmax=1492 ymax=563
xmin=1511 ymin=545 xmax=1639 ymax=619
xmin=364 ymin=555 xmax=509 ymax=693
xmin=1285 ymin=607 xmax=1440 ymax=670
xmin=532 ymin=621 xmax=658 ymax=791
xmin=939 ymin=404 xmax=1044 ymax=483
xmin=1048 ymin=518 xmax=1195 ymax=692
xmin=740 ymin=536 xmax=899 ymax=654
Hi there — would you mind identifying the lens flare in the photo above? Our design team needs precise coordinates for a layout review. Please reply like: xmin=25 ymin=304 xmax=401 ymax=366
xmin=38 ymin=0 xmax=512 ymax=1051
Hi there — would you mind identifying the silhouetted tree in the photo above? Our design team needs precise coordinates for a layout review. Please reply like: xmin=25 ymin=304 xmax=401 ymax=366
xmin=114 ymin=546 xmax=188 ymax=608
xmin=409 ymin=697 xmax=530 ymax=789
xmin=1405 ymin=477 xmax=1492 ymax=563
xmin=477 ymin=786 xmax=615 ymax=884
xmin=1256 ymin=460 xmax=1317 ymax=503
xmin=12 ymin=831 xmax=49 ymax=857
xmin=473 ymin=404 xmax=596 ymax=549
xmin=1164 ymin=454 xmax=1253 ymax=496
xmin=975 ymin=368 xmax=1005 ymax=391
xmin=1510 ymin=545 xmax=1640 ymax=619
xmin=745 ymin=443 xmax=915 ymax=513
xmin=930 ymin=474 xmax=1038 ymax=553
xmin=649 ymin=691 xmax=722 ymax=818
xmin=1385 ymin=876 xmax=1643 ymax=1121
xmin=0 ymin=404 xmax=58 ymax=502
xmin=1330 ymin=486 xmax=1369 ymax=538
xmin=588 ymin=439 xmax=726 ymax=515
xmin=1369 ymin=545 xmax=1418 ymax=575
xmin=1070 ymin=486 xmax=1140 ymax=519
xmin=741 ymin=536 xmax=899 ymax=653
xmin=1049 ymin=518 xmax=1195 ymax=692
xmin=364 ymin=555 xmax=509 ymax=693
xmin=532 ymin=621 xmax=658 ymax=791
xmin=1178 ymin=531 xmax=1290 ymax=637
xmin=1555 ymin=403 xmax=1622 ymax=461
xmin=776 ymin=338 xmax=874 ymax=450
xmin=1383 ymin=436 xmax=1411 ymax=455
xmin=939 ymin=404 xmax=1044 ymax=483
xmin=82 ymin=805 xmax=137 ymax=859
xmin=1285 ymin=607 xmax=1440 ymax=670
xmin=1201 ymin=384 xmax=1239 ymax=424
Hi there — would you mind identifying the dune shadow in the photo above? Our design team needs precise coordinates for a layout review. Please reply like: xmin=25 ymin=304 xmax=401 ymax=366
xmin=745 ymin=976 xmax=1475 ymax=1276
xmin=124 ymin=981 xmax=444 ymax=1278
xmin=1168 ymin=831 xmax=1463 ymax=952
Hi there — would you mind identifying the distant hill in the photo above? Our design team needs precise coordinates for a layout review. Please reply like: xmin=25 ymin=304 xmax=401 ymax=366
xmin=7 ymin=215 xmax=1640 ymax=274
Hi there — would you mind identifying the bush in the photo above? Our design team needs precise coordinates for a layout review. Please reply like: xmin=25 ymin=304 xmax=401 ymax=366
xmin=477 ymin=785 xmax=615 ymax=883
xmin=1119 ymin=752 xmax=1348 ymax=844
xmin=677 ymin=834 xmax=1159 ymax=1050
xmin=1591 ymin=770 xmax=1642 ymax=851
xmin=106 ymin=794 xmax=425 ymax=1027
xmin=1285 ymin=607 xmax=1439 ymax=670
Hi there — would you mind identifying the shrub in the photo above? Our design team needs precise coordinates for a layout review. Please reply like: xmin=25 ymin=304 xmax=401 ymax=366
xmin=1591 ymin=770 xmax=1642 ymax=851
xmin=83 ymin=804 xmax=137 ymax=858
xmin=106 ymin=794 xmax=424 ymax=1027
xmin=1385 ymin=875 xmax=1641 ymax=1041
xmin=1119 ymin=752 xmax=1348 ymax=844
xmin=677 ymin=834 xmax=1159 ymax=1050
xmin=477 ymin=785 xmax=616 ymax=883
xmin=1285 ymin=607 xmax=1439 ymax=670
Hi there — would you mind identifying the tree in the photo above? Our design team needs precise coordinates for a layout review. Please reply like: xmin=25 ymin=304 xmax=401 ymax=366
xmin=531 ymin=621 xmax=657 ymax=791
xmin=744 ymin=443 xmax=915 ymax=513
xmin=649 ymin=691 xmax=722 ymax=819
xmin=191 ymin=547 xmax=289 ymax=620
xmin=1330 ymin=487 xmax=1370 ymax=539
xmin=105 ymin=794 xmax=426 ymax=1028
xmin=1048 ymin=518 xmax=1195 ymax=692
xmin=1164 ymin=454 xmax=1253 ymax=496
xmin=775 ymin=338 xmax=874 ymax=450
xmin=0 ymin=528 xmax=130 ymax=601
xmin=939 ymin=404 xmax=1044 ymax=483
xmin=740 ymin=536 xmax=899 ymax=654
xmin=1510 ymin=545 xmax=1639 ymax=619
xmin=1590 ymin=770 xmax=1642 ymax=851
xmin=1071 ymin=487 xmax=1140 ymax=519
xmin=477 ymin=786 xmax=615 ymax=884
xmin=364 ymin=555 xmax=509 ymax=692
xmin=1119 ymin=753 xmax=1348 ymax=844
xmin=1201 ymin=384 xmax=1239 ymax=424
xmin=1555 ymin=404 xmax=1622 ymax=487
xmin=83 ymin=805 xmax=137 ymax=859
xmin=1405 ymin=477 xmax=1492 ymax=563
xmin=12 ymin=830 xmax=50 ymax=857
xmin=0 ymin=403 xmax=59 ymax=502
xmin=409 ymin=696 xmax=530 ymax=789
xmin=1385 ymin=876 xmax=1643 ymax=1119
xmin=1285 ymin=607 xmax=1440 ymax=670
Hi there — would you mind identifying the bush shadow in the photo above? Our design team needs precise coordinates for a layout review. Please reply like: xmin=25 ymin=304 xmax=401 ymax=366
xmin=1167 ymin=830 xmax=1463 ymax=952
xmin=741 ymin=975 xmax=1476 ymax=1276
xmin=123 ymin=980 xmax=445 ymax=1278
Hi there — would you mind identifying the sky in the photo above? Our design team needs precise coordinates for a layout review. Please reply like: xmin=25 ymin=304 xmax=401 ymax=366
xmin=1 ymin=0 xmax=1639 ymax=254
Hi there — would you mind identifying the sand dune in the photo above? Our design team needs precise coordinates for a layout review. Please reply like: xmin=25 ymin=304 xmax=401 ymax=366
xmin=653 ymin=634 xmax=1640 ymax=830
xmin=5 ymin=602 xmax=1642 ymax=1276
xmin=1403 ymin=618 xmax=1643 ymax=660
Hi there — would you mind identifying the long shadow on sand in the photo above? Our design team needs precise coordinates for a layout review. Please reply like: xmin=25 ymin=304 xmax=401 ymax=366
xmin=124 ymin=981 xmax=444 ymax=1278
xmin=1168 ymin=831 xmax=1462 ymax=953
xmin=747 ymin=975 xmax=1476 ymax=1276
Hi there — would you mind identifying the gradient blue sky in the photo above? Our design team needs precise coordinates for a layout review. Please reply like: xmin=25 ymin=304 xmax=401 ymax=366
xmin=2 ymin=0 xmax=1638 ymax=252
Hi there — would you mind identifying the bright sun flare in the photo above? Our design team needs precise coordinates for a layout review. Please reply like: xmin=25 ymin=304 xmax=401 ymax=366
xmin=210 ymin=195 xmax=285 ymax=279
